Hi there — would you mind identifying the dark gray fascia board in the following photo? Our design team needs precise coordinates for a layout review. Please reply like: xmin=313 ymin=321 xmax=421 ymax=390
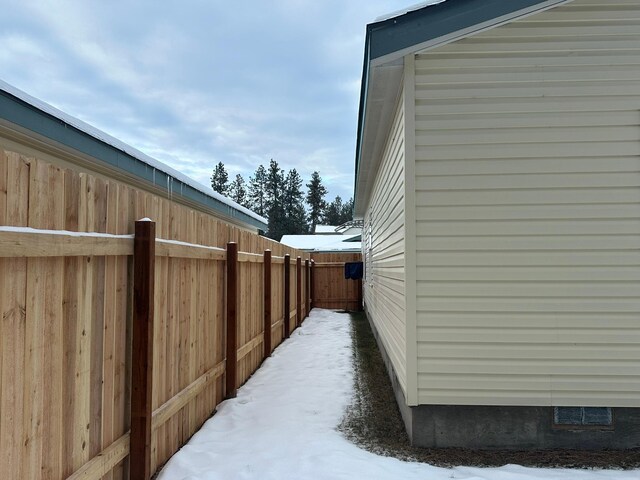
xmin=0 ymin=88 xmax=268 ymax=231
xmin=354 ymin=0 xmax=565 ymax=211
xmin=368 ymin=0 xmax=554 ymax=63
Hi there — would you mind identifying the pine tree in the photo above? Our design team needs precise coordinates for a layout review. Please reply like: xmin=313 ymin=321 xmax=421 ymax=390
xmin=305 ymin=171 xmax=327 ymax=233
xmin=229 ymin=174 xmax=248 ymax=207
xmin=325 ymin=196 xmax=343 ymax=226
xmin=210 ymin=161 xmax=229 ymax=195
xmin=283 ymin=169 xmax=308 ymax=235
xmin=248 ymin=165 xmax=267 ymax=217
xmin=265 ymin=159 xmax=286 ymax=240
xmin=340 ymin=197 xmax=354 ymax=224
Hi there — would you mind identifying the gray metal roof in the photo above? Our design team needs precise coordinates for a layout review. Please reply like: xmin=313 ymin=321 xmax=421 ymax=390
xmin=354 ymin=0 xmax=571 ymax=216
xmin=0 ymin=80 xmax=268 ymax=231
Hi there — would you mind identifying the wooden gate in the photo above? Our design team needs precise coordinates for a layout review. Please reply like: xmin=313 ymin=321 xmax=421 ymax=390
xmin=310 ymin=252 xmax=362 ymax=311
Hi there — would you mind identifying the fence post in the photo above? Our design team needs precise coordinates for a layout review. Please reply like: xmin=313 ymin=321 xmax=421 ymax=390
xmin=283 ymin=254 xmax=291 ymax=339
xmin=226 ymin=242 xmax=238 ymax=398
xmin=304 ymin=259 xmax=310 ymax=318
xmin=310 ymin=260 xmax=315 ymax=309
xmin=263 ymin=249 xmax=272 ymax=358
xmin=357 ymin=278 xmax=363 ymax=312
xmin=296 ymin=256 xmax=302 ymax=327
xmin=130 ymin=220 xmax=155 ymax=480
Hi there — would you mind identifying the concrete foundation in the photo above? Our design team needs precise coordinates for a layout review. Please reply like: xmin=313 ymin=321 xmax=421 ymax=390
xmin=363 ymin=306 xmax=640 ymax=450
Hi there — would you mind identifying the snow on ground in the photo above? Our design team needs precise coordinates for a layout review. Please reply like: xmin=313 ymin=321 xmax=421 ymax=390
xmin=157 ymin=309 xmax=639 ymax=480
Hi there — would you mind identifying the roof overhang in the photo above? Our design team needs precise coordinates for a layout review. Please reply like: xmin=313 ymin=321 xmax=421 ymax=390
xmin=353 ymin=0 xmax=573 ymax=217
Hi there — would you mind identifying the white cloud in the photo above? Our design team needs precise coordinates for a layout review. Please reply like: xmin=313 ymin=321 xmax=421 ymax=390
xmin=1 ymin=0 xmax=412 ymax=201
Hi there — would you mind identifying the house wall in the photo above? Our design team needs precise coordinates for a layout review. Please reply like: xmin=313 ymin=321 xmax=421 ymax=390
xmin=413 ymin=0 xmax=640 ymax=407
xmin=362 ymin=86 xmax=408 ymax=396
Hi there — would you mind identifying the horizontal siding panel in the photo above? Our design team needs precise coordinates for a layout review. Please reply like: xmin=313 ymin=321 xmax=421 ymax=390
xmin=417 ymin=187 xmax=640 ymax=206
xmin=417 ymin=219 xmax=640 ymax=236
xmin=415 ymin=96 xmax=640 ymax=115
xmin=416 ymin=374 xmax=640 ymax=393
xmin=416 ymin=204 xmax=640 ymax=221
xmin=418 ymin=265 xmax=640 ymax=281
xmin=417 ymin=390 xmax=640 ymax=407
xmin=373 ymin=281 xmax=405 ymax=309
xmin=416 ymin=126 xmax=640 ymax=146
xmin=372 ymin=256 xmax=404 ymax=269
xmin=418 ymin=358 xmax=640 ymax=376
xmin=530 ymin=5 xmax=640 ymax=21
xmin=417 ymin=141 xmax=640 ymax=160
xmin=373 ymin=268 xmax=405 ymax=281
xmin=372 ymin=240 xmax=405 ymax=261
xmin=416 ymin=251 xmax=640 ymax=267
xmin=433 ymin=37 xmax=640 ymax=54
xmin=416 ymin=65 xmax=640 ymax=84
xmin=417 ymin=327 xmax=640 ymax=344
xmin=371 ymin=296 xmax=406 ymax=334
xmin=377 ymin=302 xmax=407 ymax=341
xmin=418 ymin=390 xmax=553 ymax=405
xmin=484 ymin=25 xmax=640 ymax=38
xmin=372 ymin=161 xmax=404 ymax=200
xmin=372 ymin=204 xmax=404 ymax=240
xmin=417 ymin=172 xmax=640 ymax=190
xmin=417 ymin=297 xmax=640 ymax=313
xmin=415 ymin=82 xmax=640 ymax=101
xmin=415 ymin=235 xmax=640 ymax=251
xmin=416 ymin=157 xmax=640 ymax=176
xmin=418 ymin=343 xmax=640 ymax=361
xmin=416 ymin=280 xmax=640 ymax=298
xmin=415 ymin=51 xmax=640 ymax=69
xmin=416 ymin=312 xmax=640 ymax=329
xmin=416 ymin=111 xmax=640 ymax=130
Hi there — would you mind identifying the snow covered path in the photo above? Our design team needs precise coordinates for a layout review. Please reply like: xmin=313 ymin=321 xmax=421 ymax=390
xmin=157 ymin=309 xmax=638 ymax=480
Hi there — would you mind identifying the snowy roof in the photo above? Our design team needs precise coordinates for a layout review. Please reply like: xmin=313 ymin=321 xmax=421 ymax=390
xmin=375 ymin=0 xmax=445 ymax=22
xmin=314 ymin=225 xmax=338 ymax=234
xmin=0 ymin=79 xmax=267 ymax=230
xmin=280 ymin=234 xmax=361 ymax=252
xmin=316 ymin=240 xmax=361 ymax=252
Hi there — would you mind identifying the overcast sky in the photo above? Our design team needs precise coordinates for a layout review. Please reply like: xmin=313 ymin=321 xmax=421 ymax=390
xmin=0 ymin=0 xmax=415 ymax=203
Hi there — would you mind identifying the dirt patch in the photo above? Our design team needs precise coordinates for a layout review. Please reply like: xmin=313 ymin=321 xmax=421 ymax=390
xmin=338 ymin=311 xmax=640 ymax=469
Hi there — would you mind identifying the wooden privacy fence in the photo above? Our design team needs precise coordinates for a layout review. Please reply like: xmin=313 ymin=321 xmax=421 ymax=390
xmin=0 ymin=150 xmax=364 ymax=480
xmin=0 ymin=223 xmax=313 ymax=480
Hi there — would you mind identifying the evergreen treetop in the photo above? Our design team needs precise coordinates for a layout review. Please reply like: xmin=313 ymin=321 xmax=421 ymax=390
xmin=248 ymin=164 xmax=268 ymax=217
xmin=229 ymin=174 xmax=248 ymax=208
xmin=210 ymin=161 xmax=229 ymax=195
xmin=305 ymin=171 xmax=327 ymax=233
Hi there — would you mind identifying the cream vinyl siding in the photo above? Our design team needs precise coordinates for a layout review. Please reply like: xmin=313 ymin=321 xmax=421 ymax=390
xmin=363 ymin=88 xmax=407 ymax=395
xmin=414 ymin=0 xmax=640 ymax=407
